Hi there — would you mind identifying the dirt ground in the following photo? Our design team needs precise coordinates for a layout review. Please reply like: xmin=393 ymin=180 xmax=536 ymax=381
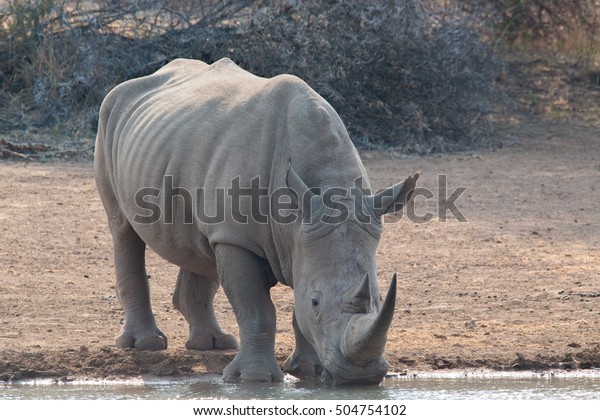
xmin=1 ymin=114 xmax=600 ymax=382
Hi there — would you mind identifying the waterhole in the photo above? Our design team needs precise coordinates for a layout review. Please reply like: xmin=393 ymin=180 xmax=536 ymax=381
xmin=2 ymin=371 xmax=599 ymax=400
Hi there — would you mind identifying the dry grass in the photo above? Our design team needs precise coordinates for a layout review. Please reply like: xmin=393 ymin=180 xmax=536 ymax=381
xmin=459 ymin=1 xmax=600 ymax=73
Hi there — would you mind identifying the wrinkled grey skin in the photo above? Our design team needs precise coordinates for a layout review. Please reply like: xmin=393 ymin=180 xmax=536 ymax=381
xmin=94 ymin=58 xmax=418 ymax=385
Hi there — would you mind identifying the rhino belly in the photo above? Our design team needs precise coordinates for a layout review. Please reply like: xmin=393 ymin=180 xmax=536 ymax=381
xmin=130 ymin=214 xmax=219 ymax=278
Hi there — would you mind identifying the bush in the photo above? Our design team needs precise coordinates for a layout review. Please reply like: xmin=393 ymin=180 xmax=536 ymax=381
xmin=0 ymin=0 xmax=251 ymax=132
xmin=0 ymin=0 xmax=501 ymax=153
xmin=460 ymin=1 xmax=600 ymax=72
xmin=218 ymin=1 xmax=500 ymax=152
xmin=460 ymin=0 xmax=599 ymax=42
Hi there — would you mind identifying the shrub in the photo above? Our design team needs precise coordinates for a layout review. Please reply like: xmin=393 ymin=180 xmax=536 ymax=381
xmin=0 ymin=0 xmax=501 ymax=153
xmin=460 ymin=0 xmax=599 ymax=42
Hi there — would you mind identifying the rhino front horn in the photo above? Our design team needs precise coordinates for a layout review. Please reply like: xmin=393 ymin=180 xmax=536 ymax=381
xmin=341 ymin=274 xmax=397 ymax=363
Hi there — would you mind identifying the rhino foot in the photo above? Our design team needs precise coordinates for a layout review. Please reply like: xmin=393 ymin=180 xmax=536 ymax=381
xmin=116 ymin=329 xmax=168 ymax=351
xmin=222 ymin=355 xmax=284 ymax=383
xmin=185 ymin=333 xmax=238 ymax=351
xmin=283 ymin=352 xmax=324 ymax=379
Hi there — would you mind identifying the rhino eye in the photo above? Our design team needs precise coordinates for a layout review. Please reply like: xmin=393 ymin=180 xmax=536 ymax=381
xmin=310 ymin=292 xmax=322 ymax=315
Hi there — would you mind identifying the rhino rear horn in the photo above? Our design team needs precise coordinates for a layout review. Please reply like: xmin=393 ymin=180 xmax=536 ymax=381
xmin=343 ymin=274 xmax=373 ymax=313
xmin=354 ymin=273 xmax=371 ymax=301
xmin=342 ymin=274 xmax=397 ymax=363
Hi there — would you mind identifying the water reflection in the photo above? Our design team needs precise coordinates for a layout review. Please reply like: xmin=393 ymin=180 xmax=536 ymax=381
xmin=2 ymin=372 xmax=600 ymax=400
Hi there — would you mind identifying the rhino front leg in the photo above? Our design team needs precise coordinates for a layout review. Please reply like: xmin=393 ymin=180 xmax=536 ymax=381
xmin=172 ymin=269 xmax=238 ymax=350
xmin=112 ymin=228 xmax=167 ymax=351
xmin=283 ymin=312 xmax=323 ymax=379
xmin=215 ymin=244 xmax=283 ymax=382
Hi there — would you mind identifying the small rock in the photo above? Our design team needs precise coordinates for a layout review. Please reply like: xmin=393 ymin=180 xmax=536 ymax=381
xmin=398 ymin=357 xmax=416 ymax=366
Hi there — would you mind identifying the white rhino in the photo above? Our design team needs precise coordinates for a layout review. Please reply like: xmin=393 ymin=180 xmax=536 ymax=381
xmin=94 ymin=58 xmax=418 ymax=385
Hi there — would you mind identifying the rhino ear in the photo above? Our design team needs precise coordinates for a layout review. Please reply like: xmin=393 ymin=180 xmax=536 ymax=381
xmin=365 ymin=173 xmax=419 ymax=217
xmin=286 ymin=158 xmax=315 ymax=205
xmin=286 ymin=159 xmax=323 ymax=220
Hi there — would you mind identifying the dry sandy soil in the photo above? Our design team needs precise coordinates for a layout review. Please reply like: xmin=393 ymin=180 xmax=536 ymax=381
xmin=1 ymin=116 xmax=599 ymax=382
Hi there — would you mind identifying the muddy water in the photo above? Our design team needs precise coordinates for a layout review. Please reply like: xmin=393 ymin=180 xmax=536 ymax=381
xmin=1 ymin=372 xmax=599 ymax=400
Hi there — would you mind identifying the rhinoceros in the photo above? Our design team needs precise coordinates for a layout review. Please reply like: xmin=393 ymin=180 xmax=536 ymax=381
xmin=94 ymin=58 xmax=418 ymax=385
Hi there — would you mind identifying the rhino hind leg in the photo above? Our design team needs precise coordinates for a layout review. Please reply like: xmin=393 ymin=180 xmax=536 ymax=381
xmin=283 ymin=312 xmax=323 ymax=379
xmin=172 ymin=269 xmax=238 ymax=350
xmin=215 ymin=244 xmax=284 ymax=383
xmin=112 ymin=226 xmax=167 ymax=351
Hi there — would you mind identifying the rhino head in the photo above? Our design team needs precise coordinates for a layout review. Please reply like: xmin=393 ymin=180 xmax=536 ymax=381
xmin=285 ymin=165 xmax=418 ymax=385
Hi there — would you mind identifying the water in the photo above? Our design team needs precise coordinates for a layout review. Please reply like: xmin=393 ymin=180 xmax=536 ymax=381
xmin=1 ymin=372 xmax=599 ymax=400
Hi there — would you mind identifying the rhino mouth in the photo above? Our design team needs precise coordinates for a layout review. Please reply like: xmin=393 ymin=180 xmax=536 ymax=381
xmin=316 ymin=275 xmax=397 ymax=386
xmin=320 ymin=356 xmax=389 ymax=386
